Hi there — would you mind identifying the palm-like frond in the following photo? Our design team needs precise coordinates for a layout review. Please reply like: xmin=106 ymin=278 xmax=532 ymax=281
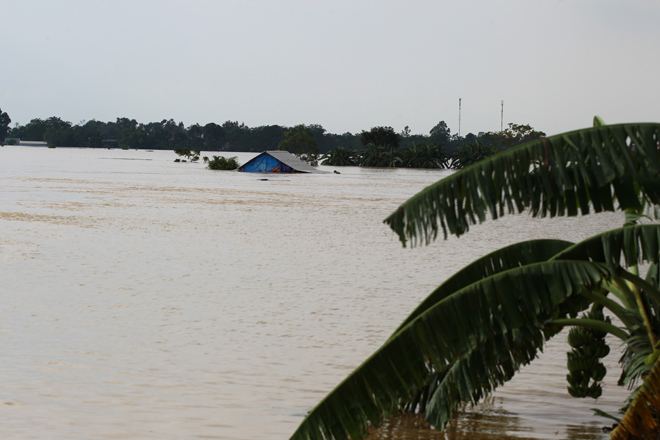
xmin=610 ymin=356 xmax=660 ymax=440
xmin=290 ymin=226 xmax=660 ymax=440
xmin=551 ymin=224 xmax=660 ymax=270
xmin=391 ymin=239 xmax=574 ymax=335
xmin=289 ymin=260 xmax=612 ymax=440
xmin=384 ymin=123 xmax=660 ymax=246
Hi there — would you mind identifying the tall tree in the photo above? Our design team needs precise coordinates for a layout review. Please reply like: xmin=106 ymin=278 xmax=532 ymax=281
xmin=429 ymin=120 xmax=451 ymax=144
xmin=0 ymin=107 xmax=11 ymax=141
xmin=278 ymin=124 xmax=319 ymax=165
xmin=360 ymin=126 xmax=400 ymax=149
xmin=480 ymin=122 xmax=546 ymax=150
xmin=203 ymin=122 xmax=226 ymax=150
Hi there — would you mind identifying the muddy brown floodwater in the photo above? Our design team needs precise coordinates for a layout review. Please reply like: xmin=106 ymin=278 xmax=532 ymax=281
xmin=1 ymin=147 xmax=630 ymax=439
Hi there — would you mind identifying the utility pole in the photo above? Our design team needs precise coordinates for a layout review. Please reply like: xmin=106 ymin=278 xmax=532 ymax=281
xmin=501 ymin=100 xmax=504 ymax=132
xmin=458 ymin=98 xmax=462 ymax=137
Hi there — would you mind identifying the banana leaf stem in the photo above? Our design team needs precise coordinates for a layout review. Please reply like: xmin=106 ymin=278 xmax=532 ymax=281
xmin=602 ymin=280 xmax=633 ymax=308
xmin=616 ymin=270 xmax=660 ymax=349
xmin=550 ymin=318 xmax=629 ymax=342
xmin=581 ymin=290 xmax=636 ymax=328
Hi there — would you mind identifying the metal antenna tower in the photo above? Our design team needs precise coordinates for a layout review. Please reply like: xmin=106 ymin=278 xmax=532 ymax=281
xmin=501 ymin=100 xmax=504 ymax=132
xmin=458 ymin=98 xmax=462 ymax=137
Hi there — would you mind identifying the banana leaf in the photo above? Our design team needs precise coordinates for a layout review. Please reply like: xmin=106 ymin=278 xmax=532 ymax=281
xmin=384 ymin=123 xmax=660 ymax=246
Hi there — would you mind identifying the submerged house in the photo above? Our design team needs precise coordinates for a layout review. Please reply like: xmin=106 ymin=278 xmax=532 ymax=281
xmin=237 ymin=150 xmax=328 ymax=174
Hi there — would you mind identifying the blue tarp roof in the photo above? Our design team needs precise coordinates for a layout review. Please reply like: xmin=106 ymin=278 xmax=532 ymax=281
xmin=237 ymin=151 xmax=328 ymax=173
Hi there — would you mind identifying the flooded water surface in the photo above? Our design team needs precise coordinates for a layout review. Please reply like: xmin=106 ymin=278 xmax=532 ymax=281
xmin=1 ymin=147 xmax=630 ymax=439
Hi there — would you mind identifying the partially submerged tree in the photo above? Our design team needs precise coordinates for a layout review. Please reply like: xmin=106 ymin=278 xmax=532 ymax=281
xmin=360 ymin=126 xmax=400 ymax=150
xmin=205 ymin=155 xmax=239 ymax=170
xmin=0 ymin=107 xmax=11 ymax=142
xmin=321 ymin=145 xmax=359 ymax=166
xmin=174 ymin=148 xmax=200 ymax=162
xmin=290 ymin=119 xmax=660 ymax=440
xmin=279 ymin=124 xmax=320 ymax=166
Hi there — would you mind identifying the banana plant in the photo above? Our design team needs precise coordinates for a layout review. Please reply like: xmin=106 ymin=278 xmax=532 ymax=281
xmin=289 ymin=121 xmax=660 ymax=440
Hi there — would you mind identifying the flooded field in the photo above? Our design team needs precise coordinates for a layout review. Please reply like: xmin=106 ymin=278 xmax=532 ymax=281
xmin=1 ymin=147 xmax=630 ymax=439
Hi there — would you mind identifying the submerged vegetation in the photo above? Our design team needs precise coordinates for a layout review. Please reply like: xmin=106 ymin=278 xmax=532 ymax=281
xmin=321 ymin=123 xmax=544 ymax=169
xmin=174 ymin=148 xmax=200 ymax=162
xmin=205 ymin=155 xmax=240 ymax=170
xmin=5 ymin=111 xmax=543 ymax=170
xmin=290 ymin=119 xmax=660 ymax=440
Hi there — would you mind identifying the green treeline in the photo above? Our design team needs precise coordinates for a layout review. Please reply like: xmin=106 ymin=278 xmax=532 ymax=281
xmin=5 ymin=113 xmax=545 ymax=169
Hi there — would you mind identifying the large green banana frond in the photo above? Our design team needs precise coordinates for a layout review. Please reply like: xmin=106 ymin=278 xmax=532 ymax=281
xmin=394 ymin=225 xmax=660 ymax=338
xmin=385 ymin=123 xmax=660 ymax=246
xmin=551 ymin=224 xmax=660 ymax=269
xmin=289 ymin=261 xmax=612 ymax=440
xmin=391 ymin=238 xmax=574 ymax=336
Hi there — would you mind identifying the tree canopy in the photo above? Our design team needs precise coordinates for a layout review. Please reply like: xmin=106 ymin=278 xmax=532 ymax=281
xmin=6 ymin=110 xmax=541 ymax=165
xmin=360 ymin=126 xmax=400 ymax=149
xmin=0 ymin=107 xmax=11 ymax=141
xmin=278 ymin=124 xmax=320 ymax=165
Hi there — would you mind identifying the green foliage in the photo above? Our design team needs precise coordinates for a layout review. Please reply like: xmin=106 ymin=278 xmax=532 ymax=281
xmin=321 ymin=146 xmax=358 ymax=166
xmin=279 ymin=124 xmax=320 ymax=166
xmin=0 ymin=107 xmax=11 ymax=141
xmin=399 ymin=142 xmax=449 ymax=169
xmin=4 ymin=110 xmax=540 ymax=161
xmin=428 ymin=120 xmax=451 ymax=145
xmin=386 ymin=123 xmax=660 ymax=244
xmin=450 ymin=140 xmax=495 ymax=169
xmin=480 ymin=123 xmax=546 ymax=151
xmin=205 ymin=155 xmax=239 ymax=170
xmin=290 ymin=121 xmax=660 ymax=440
xmin=360 ymin=126 xmax=400 ymax=149
xmin=358 ymin=143 xmax=401 ymax=167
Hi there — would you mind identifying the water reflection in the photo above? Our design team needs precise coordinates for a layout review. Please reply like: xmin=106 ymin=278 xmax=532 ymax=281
xmin=371 ymin=396 xmax=609 ymax=440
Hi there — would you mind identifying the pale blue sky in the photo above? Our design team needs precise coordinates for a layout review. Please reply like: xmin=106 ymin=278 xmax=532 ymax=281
xmin=2 ymin=0 xmax=659 ymax=137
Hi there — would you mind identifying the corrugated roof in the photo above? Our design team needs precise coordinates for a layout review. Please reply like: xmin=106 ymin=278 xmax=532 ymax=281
xmin=240 ymin=150 xmax=329 ymax=174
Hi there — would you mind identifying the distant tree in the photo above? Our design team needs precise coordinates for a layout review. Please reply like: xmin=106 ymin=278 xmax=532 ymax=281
xmin=278 ymin=124 xmax=319 ymax=165
xmin=118 ymin=127 xmax=149 ymax=149
xmin=10 ymin=116 xmax=70 ymax=141
xmin=429 ymin=120 xmax=451 ymax=144
xmin=358 ymin=144 xmax=401 ymax=168
xmin=481 ymin=123 xmax=546 ymax=150
xmin=222 ymin=120 xmax=249 ymax=151
xmin=0 ymin=107 xmax=11 ymax=141
xmin=188 ymin=123 xmax=203 ymax=140
xmin=321 ymin=145 xmax=358 ymax=166
xmin=360 ymin=126 xmax=400 ymax=149
xmin=399 ymin=142 xmax=449 ymax=169
xmin=43 ymin=117 xmax=74 ymax=147
xmin=324 ymin=131 xmax=361 ymax=152
xmin=202 ymin=122 xmax=226 ymax=150
xmin=451 ymin=140 xmax=495 ymax=169
xmin=307 ymin=124 xmax=335 ymax=153
xmin=250 ymin=124 xmax=286 ymax=151
xmin=186 ymin=123 xmax=204 ymax=150
xmin=74 ymin=120 xmax=104 ymax=148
